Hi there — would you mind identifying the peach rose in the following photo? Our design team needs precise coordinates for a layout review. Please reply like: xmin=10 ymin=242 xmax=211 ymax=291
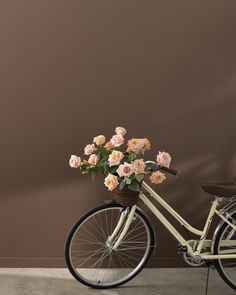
xmin=127 ymin=138 xmax=144 ymax=154
xmin=88 ymin=154 xmax=99 ymax=165
xmin=69 ymin=155 xmax=81 ymax=168
xmin=117 ymin=162 xmax=134 ymax=177
xmin=84 ymin=144 xmax=97 ymax=155
xmin=104 ymin=174 xmax=119 ymax=191
xmin=133 ymin=159 xmax=146 ymax=174
xmin=110 ymin=134 xmax=124 ymax=147
xmin=104 ymin=141 xmax=114 ymax=151
xmin=156 ymin=151 xmax=172 ymax=168
xmin=149 ymin=171 xmax=166 ymax=184
xmin=115 ymin=127 xmax=127 ymax=136
xmin=142 ymin=138 xmax=151 ymax=151
xmin=93 ymin=135 xmax=106 ymax=145
xmin=108 ymin=150 xmax=124 ymax=167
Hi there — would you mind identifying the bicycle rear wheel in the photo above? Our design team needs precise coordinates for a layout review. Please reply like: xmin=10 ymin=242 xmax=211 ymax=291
xmin=65 ymin=203 xmax=155 ymax=289
xmin=214 ymin=212 xmax=236 ymax=290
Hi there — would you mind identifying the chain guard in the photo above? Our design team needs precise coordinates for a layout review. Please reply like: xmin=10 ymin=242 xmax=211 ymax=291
xmin=183 ymin=240 xmax=205 ymax=267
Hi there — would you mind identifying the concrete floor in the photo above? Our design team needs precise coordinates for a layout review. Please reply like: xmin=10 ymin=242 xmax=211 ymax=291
xmin=0 ymin=268 xmax=234 ymax=295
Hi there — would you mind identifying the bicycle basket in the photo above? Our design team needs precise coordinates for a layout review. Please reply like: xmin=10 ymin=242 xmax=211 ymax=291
xmin=110 ymin=187 xmax=140 ymax=207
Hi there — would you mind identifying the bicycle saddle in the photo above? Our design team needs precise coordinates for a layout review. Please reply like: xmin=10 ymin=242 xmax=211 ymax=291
xmin=201 ymin=182 xmax=236 ymax=198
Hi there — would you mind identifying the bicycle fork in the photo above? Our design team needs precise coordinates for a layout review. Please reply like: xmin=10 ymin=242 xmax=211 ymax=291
xmin=106 ymin=205 xmax=137 ymax=251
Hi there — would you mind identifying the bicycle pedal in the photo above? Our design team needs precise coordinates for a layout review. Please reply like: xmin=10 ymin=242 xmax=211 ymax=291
xmin=177 ymin=244 xmax=187 ymax=253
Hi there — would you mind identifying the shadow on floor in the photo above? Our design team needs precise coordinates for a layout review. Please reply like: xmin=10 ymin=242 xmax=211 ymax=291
xmin=0 ymin=268 xmax=234 ymax=295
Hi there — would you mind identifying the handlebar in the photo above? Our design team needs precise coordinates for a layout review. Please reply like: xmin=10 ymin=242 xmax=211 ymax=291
xmin=145 ymin=161 xmax=179 ymax=176
xmin=159 ymin=166 xmax=179 ymax=176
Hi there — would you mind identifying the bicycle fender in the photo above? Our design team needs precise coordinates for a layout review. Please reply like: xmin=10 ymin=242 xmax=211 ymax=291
xmin=211 ymin=207 xmax=236 ymax=254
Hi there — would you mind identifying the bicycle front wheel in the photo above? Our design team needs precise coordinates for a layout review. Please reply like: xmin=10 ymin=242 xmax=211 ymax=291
xmin=214 ymin=212 xmax=236 ymax=290
xmin=65 ymin=203 xmax=154 ymax=289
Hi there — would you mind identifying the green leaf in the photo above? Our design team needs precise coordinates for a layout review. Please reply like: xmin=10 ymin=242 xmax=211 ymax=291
xmin=128 ymin=180 xmax=140 ymax=192
xmin=100 ymin=153 xmax=109 ymax=162
xmin=119 ymin=179 xmax=126 ymax=190
xmin=135 ymin=174 xmax=144 ymax=183
xmin=91 ymin=170 xmax=95 ymax=180
xmin=124 ymin=177 xmax=132 ymax=184
xmin=127 ymin=152 xmax=137 ymax=162
xmin=109 ymin=166 xmax=118 ymax=174
xmin=129 ymin=173 xmax=136 ymax=181
xmin=102 ymin=161 xmax=108 ymax=173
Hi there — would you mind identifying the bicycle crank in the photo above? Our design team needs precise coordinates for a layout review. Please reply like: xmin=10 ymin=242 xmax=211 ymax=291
xmin=178 ymin=241 xmax=205 ymax=267
xmin=183 ymin=252 xmax=205 ymax=267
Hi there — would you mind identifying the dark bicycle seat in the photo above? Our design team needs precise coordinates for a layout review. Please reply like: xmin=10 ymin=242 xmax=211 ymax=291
xmin=201 ymin=182 xmax=236 ymax=198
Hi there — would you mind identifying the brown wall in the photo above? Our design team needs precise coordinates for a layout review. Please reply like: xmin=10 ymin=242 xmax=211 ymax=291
xmin=0 ymin=0 xmax=236 ymax=267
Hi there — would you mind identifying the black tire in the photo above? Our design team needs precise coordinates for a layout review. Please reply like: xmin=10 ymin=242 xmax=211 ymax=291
xmin=214 ymin=212 xmax=236 ymax=290
xmin=65 ymin=203 xmax=155 ymax=289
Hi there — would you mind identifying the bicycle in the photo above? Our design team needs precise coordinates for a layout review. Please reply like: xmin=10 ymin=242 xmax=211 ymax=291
xmin=65 ymin=161 xmax=236 ymax=290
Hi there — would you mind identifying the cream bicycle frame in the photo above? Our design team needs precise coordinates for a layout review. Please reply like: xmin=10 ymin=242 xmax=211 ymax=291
xmin=111 ymin=181 xmax=236 ymax=260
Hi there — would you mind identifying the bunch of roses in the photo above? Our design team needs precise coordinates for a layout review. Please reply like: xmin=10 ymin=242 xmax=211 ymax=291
xmin=69 ymin=127 xmax=172 ymax=192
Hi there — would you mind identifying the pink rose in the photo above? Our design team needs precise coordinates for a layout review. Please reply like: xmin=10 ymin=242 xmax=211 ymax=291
xmin=149 ymin=171 xmax=166 ymax=184
xmin=104 ymin=174 xmax=119 ymax=191
xmin=115 ymin=127 xmax=127 ymax=136
xmin=93 ymin=135 xmax=106 ymax=145
xmin=110 ymin=134 xmax=125 ymax=147
xmin=127 ymin=138 xmax=145 ymax=154
xmin=108 ymin=150 xmax=124 ymax=167
xmin=84 ymin=144 xmax=97 ymax=155
xmin=88 ymin=154 xmax=99 ymax=165
xmin=156 ymin=151 xmax=172 ymax=168
xmin=104 ymin=141 xmax=114 ymax=151
xmin=117 ymin=162 xmax=134 ymax=177
xmin=142 ymin=138 xmax=151 ymax=151
xmin=133 ymin=159 xmax=146 ymax=174
xmin=69 ymin=155 xmax=81 ymax=168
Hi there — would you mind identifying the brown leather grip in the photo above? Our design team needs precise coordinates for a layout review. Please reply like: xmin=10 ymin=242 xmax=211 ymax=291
xmin=160 ymin=166 xmax=179 ymax=176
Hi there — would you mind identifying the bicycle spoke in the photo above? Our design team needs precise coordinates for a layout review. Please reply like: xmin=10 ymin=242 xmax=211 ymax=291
xmin=116 ymin=250 xmax=143 ymax=262
xmin=87 ymin=219 xmax=107 ymax=241
xmin=217 ymin=218 xmax=236 ymax=289
xmin=75 ymin=246 xmax=106 ymax=268
xmin=66 ymin=206 xmax=151 ymax=288
xmin=73 ymin=237 xmax=103 ymax=244
xmin=79 ymin=225 xmax=101 ymax=243
xmin=97 ymin=212 xmax=107 ymax=239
